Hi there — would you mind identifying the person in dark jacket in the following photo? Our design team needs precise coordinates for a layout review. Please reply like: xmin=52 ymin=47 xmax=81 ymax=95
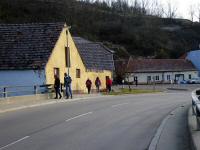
xmin=95 ymin=77 xmax=101 ymax=93
xmin=54 ymin=75 xmax=62 ymax=99
xmin=86 ymin=78 xmax=92 ymax=94
xmin=64 ymin=73 xmax=72 ymax=99
xmin=134 ymin=77 xmax=138 ymax=87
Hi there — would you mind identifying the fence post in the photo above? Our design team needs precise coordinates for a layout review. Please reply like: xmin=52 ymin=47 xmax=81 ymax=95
xmin=3 ymin=87 xmax=7 ymax=98
xmin=34 ymin=85 xmax=37 ymax=95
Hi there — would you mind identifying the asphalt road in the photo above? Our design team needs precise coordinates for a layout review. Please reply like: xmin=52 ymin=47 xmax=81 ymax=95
xmin=0 ymin=92 xmax=191 ymax=150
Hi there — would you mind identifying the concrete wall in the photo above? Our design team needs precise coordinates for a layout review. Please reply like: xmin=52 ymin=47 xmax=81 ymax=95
xmin=45 ymin=27 xmax=112 ymax=93
xmin=126 ymin=71 xmax=198 ymax=84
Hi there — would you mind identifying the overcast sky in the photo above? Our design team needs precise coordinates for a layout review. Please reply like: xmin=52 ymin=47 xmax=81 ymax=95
xmin=159 ymin=0 xmax=199 ymax=20
xmin=107 ymin=0 xmax=200 ymax=21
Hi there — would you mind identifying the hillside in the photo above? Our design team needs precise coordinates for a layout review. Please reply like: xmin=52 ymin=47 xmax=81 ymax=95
xmin=1 ymin=0 xmax=200 ymax=59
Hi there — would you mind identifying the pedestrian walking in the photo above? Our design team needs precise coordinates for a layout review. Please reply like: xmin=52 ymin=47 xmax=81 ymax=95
xmin=86 ymin=78 xmax=92 ymax=94
xmin=134 ymin=76 xmax=138 ymax=87
xmin=64 ymin=73 xmax=72 ymax=99
xmin=95 ymin=77 xmax=101 ymax=93
xmin=106 ymin=77 xmax=112 ymax=93
xmin=54 ymin=75 xmax=62 ymax=99
xmin=122 ymin=79 xmax=125 ymax=89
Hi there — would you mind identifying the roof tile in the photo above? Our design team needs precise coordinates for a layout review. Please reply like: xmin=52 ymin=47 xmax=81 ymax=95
xmin=0 ymin=22 xmax=64 ymax=70
xmin=126 ymin=59 xmax=197 ymax=73
xmin=73 ymin=37 xmax=114 ymax=71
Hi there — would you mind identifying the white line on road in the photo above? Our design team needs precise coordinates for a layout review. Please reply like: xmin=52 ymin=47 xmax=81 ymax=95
xmin=0 ymin=136 xmax=29 ymax=150
xmin=112 ymin=103 xmax=129 ymax=108
xmin=65 ymin=112 xmax=93 ymax=122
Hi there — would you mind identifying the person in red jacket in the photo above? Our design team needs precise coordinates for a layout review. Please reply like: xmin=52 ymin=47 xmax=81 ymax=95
xmin=106 ymin=77 xmax=112 ymax=93
xmin=86 ymin=78 xmax=92 ymax=94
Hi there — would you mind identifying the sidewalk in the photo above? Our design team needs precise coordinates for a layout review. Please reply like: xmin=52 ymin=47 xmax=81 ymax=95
xmin=113 ymin=84 xmax=200 ymax=92
xmin=188 ymin=107 xmax=200 ymax=150
xmin=149 ymin=103 xmax=191 ymax=150
xmin=0 ymin=93 xmax=103 ymax=113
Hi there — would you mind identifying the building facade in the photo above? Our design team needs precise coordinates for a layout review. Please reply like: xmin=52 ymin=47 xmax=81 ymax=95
xmin=125 ymin=59 xmax=198 ymax=84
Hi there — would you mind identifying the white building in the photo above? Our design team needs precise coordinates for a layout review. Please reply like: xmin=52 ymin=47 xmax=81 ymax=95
xmin=125 ymin=59 xmax=198 ymax=84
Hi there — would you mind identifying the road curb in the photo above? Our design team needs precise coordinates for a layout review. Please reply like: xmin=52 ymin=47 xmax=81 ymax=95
xmin=0 ymin=93 xmax=166 ymax=114
xmin=188 ymin=107 xmax=200 ymax=150
xmin=0 ymin=95 xmax=108 ymax=114
xmin=148 ymin=105 xmax=184 ymax=150
xmin=167 ymin=88 xmax=188 ymax=91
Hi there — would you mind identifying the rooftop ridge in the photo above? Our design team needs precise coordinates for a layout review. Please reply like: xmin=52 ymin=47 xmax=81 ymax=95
xmin=0 ymin=22 xmax=65 ymax=26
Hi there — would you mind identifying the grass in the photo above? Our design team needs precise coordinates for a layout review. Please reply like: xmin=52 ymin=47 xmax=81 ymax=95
xmin=103 ymin=88 xmax=161 ymax=95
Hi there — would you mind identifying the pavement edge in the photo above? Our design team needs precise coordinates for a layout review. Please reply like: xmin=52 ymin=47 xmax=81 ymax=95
xmin=188 ymin=107 xmax=200 ymax=150
xmin=0 ymin=95 xmax=107 ymax=114
xmin=148 ymin=105 xmax=185 ymax=150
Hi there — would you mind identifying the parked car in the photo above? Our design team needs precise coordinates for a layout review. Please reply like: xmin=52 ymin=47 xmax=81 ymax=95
xmin=188 ymin=78 xmax=200 ymax=84
xmin=179 ymin=80 xmax=188 ymax=84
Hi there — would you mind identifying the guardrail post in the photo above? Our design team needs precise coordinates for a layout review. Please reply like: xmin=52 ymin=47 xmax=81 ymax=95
xmin=3 ymin=87 xmax=7 ymax=98
xmin=196 ymin=106 xmax=200 ymax=130
xmin=192 ymin=100 xmax=195 ymax=115
xmin=196 ymin=117 xmax=200 ymax=130
xmin=34 ymin=85 xmax=37 ymax=95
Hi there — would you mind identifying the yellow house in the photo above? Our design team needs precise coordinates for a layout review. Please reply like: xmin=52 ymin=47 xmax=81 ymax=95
xmin=0 ymin=22 xmax=114 ymax=94
xmin=45 ymin=23 xmax=114 ymax=93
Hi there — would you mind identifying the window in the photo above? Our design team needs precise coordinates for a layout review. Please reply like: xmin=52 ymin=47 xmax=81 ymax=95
xmin=167 ymin=75 xmax=170 ymax=80
xmin=155 ymin=76 xmax=159 ymax=81
xmin=147 ymin=76 xmax=151 ymax=81
xmin=54 ymin=68 xmax=60 ymax=77
xmin=189 ymin=74 xmax=192 ymax=79
xmin=65 ymin=46 xmax=71 ymax=67
xmin=76 ymin=69 xmax=81 ymax=78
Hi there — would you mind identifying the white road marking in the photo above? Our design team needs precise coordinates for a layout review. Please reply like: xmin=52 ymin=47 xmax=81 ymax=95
xmin=0 ymin=136 xmax=29 ymax=150
xmin=112 ymin=103 xmax=129 ymax=108
xmin=66 ymin=112 xmax=93 ymax=122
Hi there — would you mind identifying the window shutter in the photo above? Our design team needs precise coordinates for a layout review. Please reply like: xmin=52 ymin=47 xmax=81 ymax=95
xmin=65 ymin=47 xmax=71 ymax=67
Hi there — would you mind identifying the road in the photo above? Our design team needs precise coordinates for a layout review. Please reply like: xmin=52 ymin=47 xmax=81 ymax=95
xmin=0 ymin=92 xmax=191 ymax=150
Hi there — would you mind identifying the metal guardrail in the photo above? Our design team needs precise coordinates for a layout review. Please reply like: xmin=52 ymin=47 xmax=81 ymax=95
xmin=191 ymin=89 xmax=200 ymax=130
xmin=0 ymin=84 xmax=54 ymax=98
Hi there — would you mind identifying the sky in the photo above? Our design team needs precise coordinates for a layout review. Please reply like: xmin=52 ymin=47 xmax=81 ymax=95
xmin=107 ymin=0 xmax=200 ymax=21
xmin=159 ymin=0 xmax=200 ymax=20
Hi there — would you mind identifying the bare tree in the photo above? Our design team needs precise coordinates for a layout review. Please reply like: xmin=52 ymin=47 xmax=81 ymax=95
xmin=165 ymin=0 xmax=178 ymax=19
xmin=189 ymin=4 xmax=195 ymax=22
xmin=195 ymin=3 xmax=200 ymax=22
xmin=133 ymin=0 xmax=140 ymax=9
xmin=149 ymin=0 xmax=164 ymax=17
xmin=140 ymin=0 xmax=149 ymax=14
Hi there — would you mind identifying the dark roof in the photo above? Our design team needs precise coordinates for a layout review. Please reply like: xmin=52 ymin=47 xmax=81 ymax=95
xmin=73 ymin=37 xmax=114 ymax=71
xmin=0 ymin=22 xmax=65 ymax=70
xmin=126 ymin=59 xmax=197 ymax=73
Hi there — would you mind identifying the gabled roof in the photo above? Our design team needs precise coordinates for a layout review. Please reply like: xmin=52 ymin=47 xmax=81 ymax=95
xmin=73 ymin=37 xmax=114 ymax=71
xmin=0 ymin=22 xmax=65 ymax=70
xmin=126 ymin=59 xmax=197 ymax=73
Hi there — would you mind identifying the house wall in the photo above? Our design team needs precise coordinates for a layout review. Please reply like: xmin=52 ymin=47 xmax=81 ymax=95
xmin=0 ymin=70 xmax=45 ymax=97
xmin=126 ymin=71 xmax=198 ymax=84
xmin=45 ymin=27 xmax=112 ymax=93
